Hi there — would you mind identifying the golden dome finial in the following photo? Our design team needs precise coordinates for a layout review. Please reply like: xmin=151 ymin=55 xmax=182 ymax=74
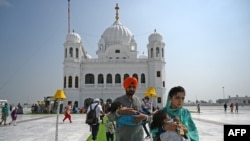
xmin=115 ymin=3 xmax=119 ymax=20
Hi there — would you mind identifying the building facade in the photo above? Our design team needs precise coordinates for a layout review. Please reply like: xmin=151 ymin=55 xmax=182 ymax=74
xmin=63 ymin=4 xmax=167 ymax=108
xmin=217 ymin=95 xmax=250 ymax=105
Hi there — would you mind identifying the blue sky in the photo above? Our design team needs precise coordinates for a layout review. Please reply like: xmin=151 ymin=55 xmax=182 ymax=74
xmin=0 ymin=0 xmax=249 ymax=105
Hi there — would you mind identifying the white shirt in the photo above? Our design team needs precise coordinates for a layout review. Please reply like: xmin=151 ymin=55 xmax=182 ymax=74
xmin=87 ymin=102 xmax=103 ymax=121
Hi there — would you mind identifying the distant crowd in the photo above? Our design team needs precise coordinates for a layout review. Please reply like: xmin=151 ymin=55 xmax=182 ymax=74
xmin=0 ymin=103 xmax=23 ymax=126
xmin=223 ymin=102 xmax=239 ymax=113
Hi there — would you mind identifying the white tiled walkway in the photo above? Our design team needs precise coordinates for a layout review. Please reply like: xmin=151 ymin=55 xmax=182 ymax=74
xmin=0 ymin=106 xmax=249 ymax=141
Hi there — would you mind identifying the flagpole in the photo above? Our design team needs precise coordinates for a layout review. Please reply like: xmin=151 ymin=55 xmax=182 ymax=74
xmin=150 ymin=94 xmax=153 ymax=141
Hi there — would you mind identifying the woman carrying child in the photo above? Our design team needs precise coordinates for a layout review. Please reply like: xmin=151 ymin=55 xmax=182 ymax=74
xmin=151 ymin=86 xmax=199 ymax=141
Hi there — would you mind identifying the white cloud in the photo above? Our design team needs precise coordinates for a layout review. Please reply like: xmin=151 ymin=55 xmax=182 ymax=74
xmin=0 ymin=0 xmax=11 ymax=7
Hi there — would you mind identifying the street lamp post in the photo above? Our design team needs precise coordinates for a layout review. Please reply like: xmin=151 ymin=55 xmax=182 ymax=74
xmin=222 ymin=87 xmax=225 ymax=99
xmin=144 ymin=86 xmax=157 ymax=138
xmin=53 ymin=89 xmax=66 ymax=141
xmin=144 ymin=87 xmax=157 ymax=113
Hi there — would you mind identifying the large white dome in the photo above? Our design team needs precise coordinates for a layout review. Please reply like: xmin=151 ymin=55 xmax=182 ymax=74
xmin=101 ymin=20 xmax=133 ymax=44
xmin=66 ymin=32 xmax=81 ymax=43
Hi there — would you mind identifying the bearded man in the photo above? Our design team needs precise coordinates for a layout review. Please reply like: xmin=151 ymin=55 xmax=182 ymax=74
xmin=107 ymin=77 xmax=149 ymax=141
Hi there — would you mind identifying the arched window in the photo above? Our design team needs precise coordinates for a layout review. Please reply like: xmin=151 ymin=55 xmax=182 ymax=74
xmin=70 ymin=47 xmax=73 ymax=57
xmin=100 ymin=44 xmax=103 ymax=50
xmin=65 ymin=48 xmax=67 ymax=58
xmin=85 ymin=74 xmax=95 ymax=84
xmin=75 ymin=76 xmax=78 ymax=88
xmin=124 ymin=74 xmax=129 ymax=80
xmin=151 ymin=48 xmax=154 ymax=58
xmin=132 ymin=74 xmax=138 ymax=80
xmin=141 ymin=73 xmax=145 ymax=84
xmin=162 ymin=48 xmax=164 ymax=58
xmin=107 ymin=74 xmax=112 ymax=84
xmin=98 ymin=74 xmax=104 ymax=84
xmin=76 ymin=48 xmax=79 ymax=58
xmin=68 ymin=76 xmax=72 ymax=88
xmin=115 ymin=50 xmax=120 ymax=53
xmin=156 ymin=47 xmax=160 ymax=57
xmin=115 ymin=74 xmax=121 ymax=83
xmin=131 ymin=45 xmax=135 ymax=51
xmin=64 ymin=76 xmax=66 ymax=88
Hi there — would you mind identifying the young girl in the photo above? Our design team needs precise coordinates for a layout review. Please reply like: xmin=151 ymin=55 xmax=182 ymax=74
xmin=150 ymin=110 xmax=189 ymax=141
xmin=9 ymin=106 xmax=18 ymax=126
xmin=152 ymin=86 xmax=199 ymax=141
xmin=63 ymin=102 xmax=72 ymax=123
xmin=105 ymin=119 xmax=115 ymax=141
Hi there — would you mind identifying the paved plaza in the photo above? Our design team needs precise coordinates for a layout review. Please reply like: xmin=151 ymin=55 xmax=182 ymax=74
xmin=0 ymin=106 xmax=249 ymax=141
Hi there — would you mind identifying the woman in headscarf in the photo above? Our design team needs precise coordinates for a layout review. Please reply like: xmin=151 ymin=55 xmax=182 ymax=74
xmin=151 ymin=86 xmax=199 ymax=141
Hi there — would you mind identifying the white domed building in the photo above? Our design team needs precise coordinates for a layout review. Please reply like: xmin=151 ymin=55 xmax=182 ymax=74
xmin=63 ymin=4 xmax=166 ymax=108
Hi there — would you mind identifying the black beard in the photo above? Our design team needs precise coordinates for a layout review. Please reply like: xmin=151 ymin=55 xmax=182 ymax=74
xmin=126 ymin=90 xmax=135 ymax=96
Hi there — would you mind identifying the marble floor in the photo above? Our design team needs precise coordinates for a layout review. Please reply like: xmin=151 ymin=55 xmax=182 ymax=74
xmin=0 ymin=106 xmax=249 ymax=141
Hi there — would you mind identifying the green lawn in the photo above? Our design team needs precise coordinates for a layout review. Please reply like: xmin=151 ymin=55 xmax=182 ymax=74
xmin=86 ymin=116 xmax=116 ymax=141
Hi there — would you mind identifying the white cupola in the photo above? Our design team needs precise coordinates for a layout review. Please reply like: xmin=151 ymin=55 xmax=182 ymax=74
xmin=96 ymin=3 xmax=137 ymax=60
xmin=147 ymin=29 xmax=165 ymax=60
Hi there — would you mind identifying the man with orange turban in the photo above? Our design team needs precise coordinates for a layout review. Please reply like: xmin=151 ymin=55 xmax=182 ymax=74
xmin=107 ymin=77 xmax=149 ymax=141
xmin=123 ymin=77 xmax=138 ymax=90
